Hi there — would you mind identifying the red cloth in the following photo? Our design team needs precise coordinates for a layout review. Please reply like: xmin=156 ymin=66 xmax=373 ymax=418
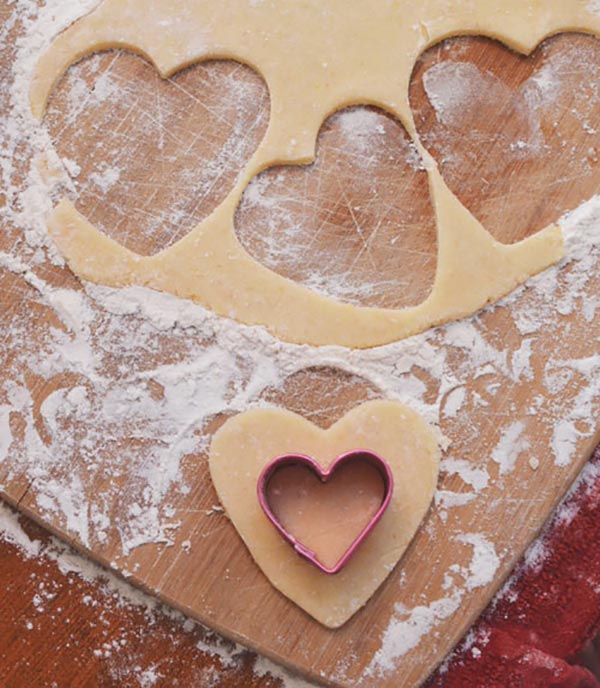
xmin=428 ymin=449 xmax=600 ymax=688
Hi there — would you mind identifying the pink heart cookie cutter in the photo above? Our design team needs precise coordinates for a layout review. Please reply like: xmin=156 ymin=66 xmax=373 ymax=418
xmin=257 ymin=449 xmax=394 ymax=575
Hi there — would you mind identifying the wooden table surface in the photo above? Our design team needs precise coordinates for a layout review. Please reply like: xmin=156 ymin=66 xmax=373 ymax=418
xmin=0 ymin=503 xmax=282 ymax=688
xmin=5 ymin=6 xmax=600 ymax=686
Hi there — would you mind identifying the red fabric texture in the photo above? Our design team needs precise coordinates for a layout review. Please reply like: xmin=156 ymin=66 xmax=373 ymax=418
xmin=427 ymin=449 xmax=600 ymax=688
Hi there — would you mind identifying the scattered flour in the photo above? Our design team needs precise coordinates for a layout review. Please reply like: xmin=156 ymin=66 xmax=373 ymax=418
xmin=441 ymin=458 xmax=489 ymax=491
xmin=456 ymin=533 xmax=501 ymax=591
xmin=443 ymin=386 xmax=466 ymax=419
xmin=0 ymin=501 xmax=312 ymax=688
xmin=423 ymin=61 xmax=544 ymax=153
xmin=89 ymin=166 xmax=121 ymax=192
xmin=366 ymin=596 xmax=463 ymax=676
xmin=435 ymin=489 xmax=476 ymax=511
xmin=365 ymin=534 xmax=500 ymax=678
xmin=491 ymin=421 xmax=531 ymax=476
xmin=0 ymin=406 xmax=12 ymax=462
xmin=335 ymin=107 xmax=387 ymax=145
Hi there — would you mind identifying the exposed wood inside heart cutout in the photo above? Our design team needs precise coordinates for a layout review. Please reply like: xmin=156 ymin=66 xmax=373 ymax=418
xmin=258 ymin=450 xmax=393 ymax=574
xmin=209 ymin=400 xmax=440 ymax=628
xmin=44 ymin=54 xmax=269 ymax=256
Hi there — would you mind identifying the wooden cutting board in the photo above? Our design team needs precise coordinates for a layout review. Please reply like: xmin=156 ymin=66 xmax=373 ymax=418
xmin=3 ymin=10 xmax=600 ymax=686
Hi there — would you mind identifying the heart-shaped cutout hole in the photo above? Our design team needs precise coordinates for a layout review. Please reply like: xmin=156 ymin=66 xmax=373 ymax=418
xmin=258 ymin=450 xmax=393 ymax=574
xmin=45 ymin=51 xmax=269 ymax=256
xmin=235 ymin=105 xmax=436 ymax=310
xmin=411 ymin=32 xmax=600 ymax=244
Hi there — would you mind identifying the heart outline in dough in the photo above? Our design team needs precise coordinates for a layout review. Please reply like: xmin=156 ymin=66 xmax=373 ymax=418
xmin=209 ymin=400 xmax=440 ymax=628
xmin=33 ymin=0 xmax=580 ymax=347
xmin=257 ymin=449 xmax=395 ymax=575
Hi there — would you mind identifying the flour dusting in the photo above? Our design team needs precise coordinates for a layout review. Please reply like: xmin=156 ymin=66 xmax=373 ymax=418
xmin=0 ymin=501 xmax=307 ymax=688
xmin=491 ymin=421 xmax=530 ymax=475
xmin=423 ymin=61 xmax=543 ymax=153
xmin=365 ymin=535 xmax=499 ymax=678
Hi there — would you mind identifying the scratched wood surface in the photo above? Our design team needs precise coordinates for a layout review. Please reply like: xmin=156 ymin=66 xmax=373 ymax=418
xmin=3 ymin=5 xmax=600 ymax=686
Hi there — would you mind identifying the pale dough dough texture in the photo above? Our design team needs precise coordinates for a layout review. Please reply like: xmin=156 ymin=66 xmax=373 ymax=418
xmin=31 ymin=1 xmax=600 ymax=347
xmin=209 ymin=401 xmax=440 ymax=627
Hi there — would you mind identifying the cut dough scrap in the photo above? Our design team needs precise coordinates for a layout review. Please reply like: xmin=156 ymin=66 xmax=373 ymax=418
xmin=32 ymin=0 xmax=600 ymax=347
xmin=47 ymin=189 xmax=563 ymax=348
xmin=209 ymin=401 xmax=440 ymax=628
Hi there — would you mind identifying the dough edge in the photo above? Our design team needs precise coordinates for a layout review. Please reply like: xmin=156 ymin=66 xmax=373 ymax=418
xmin=30 ymin=0 xmax=600 ymax=347
xmin=208 ymin=400 xmax=441 ymax=627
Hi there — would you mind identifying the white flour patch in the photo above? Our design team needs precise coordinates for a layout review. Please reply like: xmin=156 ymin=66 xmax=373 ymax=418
xmin=0 ymin=501 xmax=310 ymax=687
xmin=0 ymin=405 xmax=13 ymax=464
xmin=589 ymin=1 xmax=600 ymax=17
xmin=553 ymin=419 xmax=581 ymax=468
xmin=441 ymin=458 xmax=489 ymax=491
xmin=435 ymin=489 xmax=476 ymax=510
xmin=89 ymin=166 xmax=121 ymax=193
xmin=491 ymin=421 xmax=530 ymax=475
xmin=365 ymin=535 xmax=499 ymax=678
xmin=423 ymin=61 xmax=543 ymax=153
xmin=456 ymin=533 xmax=501 ymax=590
xmin=443 ymin=386 xmax=466 ymax=418
xmin=367 ymin=596 xmax=462 ymax=676
xmin=335 ymin=107 xmax=387 ymax=147
xmin=136 ymin=667 xmax=162 ymax=687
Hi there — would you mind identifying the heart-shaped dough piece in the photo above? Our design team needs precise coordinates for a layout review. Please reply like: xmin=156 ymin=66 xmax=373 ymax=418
xmin=209 ymin=400 xmax=440 ymax=628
